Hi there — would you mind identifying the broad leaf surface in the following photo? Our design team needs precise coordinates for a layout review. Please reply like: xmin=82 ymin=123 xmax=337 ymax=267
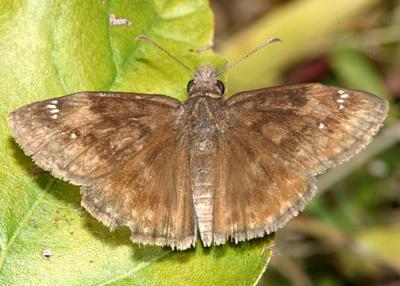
xmin=0 ymin=0 xmax=271 ymax=285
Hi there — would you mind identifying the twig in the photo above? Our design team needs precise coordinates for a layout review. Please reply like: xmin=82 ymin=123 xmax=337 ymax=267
xmin=281 ymin=217 xmax=400 ymax=274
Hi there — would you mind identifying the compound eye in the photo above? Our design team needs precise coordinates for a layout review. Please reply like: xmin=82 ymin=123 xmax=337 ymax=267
xmin=216 ymin=80 xmax=225 ymax=95
xmin=187 ymin=80 xmax=194 ymax=92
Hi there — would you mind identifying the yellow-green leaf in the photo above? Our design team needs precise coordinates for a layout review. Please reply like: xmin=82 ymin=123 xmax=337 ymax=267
xmin=0 ymin=1 xmax=271 ymax=285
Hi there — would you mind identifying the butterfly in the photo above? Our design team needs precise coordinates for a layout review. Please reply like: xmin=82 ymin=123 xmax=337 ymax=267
xmin=9 ymin=37 xmax=388 ymax=250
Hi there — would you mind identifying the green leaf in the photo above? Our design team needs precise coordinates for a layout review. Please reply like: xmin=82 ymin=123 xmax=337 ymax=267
xmin=0 ymin=1 xmax=271 ymax=285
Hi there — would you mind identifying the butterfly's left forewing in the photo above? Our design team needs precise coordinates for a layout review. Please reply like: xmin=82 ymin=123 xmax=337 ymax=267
xmin=225 ymin=83 xmax=388 ymax=175
xmin=10 ymin=92 xmax=196 ymax=249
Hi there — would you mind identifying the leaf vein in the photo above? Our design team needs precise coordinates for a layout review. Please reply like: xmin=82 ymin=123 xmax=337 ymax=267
xmin=49 ymin=4 xmax=69 ymax=94
xmin=96 ymin=252 xmax=170 ymax=286
xmin=0 ymin=179 xmax=56 ymax=273
xmin=107 ymin=0 xmax=172 ymax=90
xmin=106 ymin=0 xmax=119 ymax=88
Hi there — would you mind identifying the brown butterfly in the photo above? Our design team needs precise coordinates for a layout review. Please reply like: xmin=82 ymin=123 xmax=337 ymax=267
xmin=9 ymin=36 xmax=388 ymax=250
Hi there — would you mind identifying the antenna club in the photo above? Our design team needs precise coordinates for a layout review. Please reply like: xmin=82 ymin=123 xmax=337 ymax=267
xmin=266 ymin=37 xmax=283 ymax=44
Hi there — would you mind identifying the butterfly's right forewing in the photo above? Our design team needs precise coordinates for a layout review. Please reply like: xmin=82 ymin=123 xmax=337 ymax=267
xmin=9 ymin=92 xmax=181 ymax=184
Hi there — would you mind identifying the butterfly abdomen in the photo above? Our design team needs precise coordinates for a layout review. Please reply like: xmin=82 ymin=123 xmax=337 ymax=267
xmin=187 ymin=97 xmax=225 ymax=247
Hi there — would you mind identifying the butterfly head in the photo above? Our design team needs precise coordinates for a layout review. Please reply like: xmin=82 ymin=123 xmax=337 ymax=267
xmin=136 ymin=35 xmax=282 ymax=100
xmin=187 ymin=65 xmax=225 ymax=99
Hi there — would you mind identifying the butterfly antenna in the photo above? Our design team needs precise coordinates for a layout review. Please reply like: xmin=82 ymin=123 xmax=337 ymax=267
xmin=136 ymin=35 xmax=193 ymax=73
xmin=217 ymin=37 xmax=282 ymax=76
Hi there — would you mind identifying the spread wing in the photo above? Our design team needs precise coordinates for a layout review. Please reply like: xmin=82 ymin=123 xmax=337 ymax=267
xmin=212 ymin=83 xmax=388 ymax=244
xmin=82 ymin=132 xmax=195 ymax=250
xmin=9 ymin=92 xmax=195 ymax=249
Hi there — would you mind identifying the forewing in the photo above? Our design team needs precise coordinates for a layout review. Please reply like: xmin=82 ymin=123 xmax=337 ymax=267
xmin=9 ymin=92 xmax=181 ymax=185
xmin=225 ymin=83 xmax=388 ymax=175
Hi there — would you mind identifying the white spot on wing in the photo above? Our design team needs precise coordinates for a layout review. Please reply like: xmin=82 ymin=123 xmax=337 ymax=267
xmin=71 ymin=132 xmax=77 ymax=139
xmin=46 ymin=104 xmax=57 ymax=109
xmin=51 ymin=114 xmax=58 ymax=119
xmin=340 ymin=93 xmax=349 ymax=99
xmin=337 ymin=99 xmax=345 ymax=103
xmin=319 ymin=123 xmax=326 ymax=129
xmin=338 ymin=90 xmax=345 ymax=94
xmin=51 ymin=100 xmax=58 ymax=104
xmin=339 ymin=104 xmax=345 ymax=110
xmin=49 ymin=109 xmax=59 ymax=114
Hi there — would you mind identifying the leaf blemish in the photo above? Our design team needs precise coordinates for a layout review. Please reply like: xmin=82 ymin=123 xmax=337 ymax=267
xmin=109 ymin=14 xmax=132 ymax=27
xmin=42 ymin=249 xmax=53 ymax=259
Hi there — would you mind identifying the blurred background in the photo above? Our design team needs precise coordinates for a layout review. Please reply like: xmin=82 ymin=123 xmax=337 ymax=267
xmin=211 ymin=0 xmax=400 ymax=285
